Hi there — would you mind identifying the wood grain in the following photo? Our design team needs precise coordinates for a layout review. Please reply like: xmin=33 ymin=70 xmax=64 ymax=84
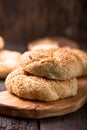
xmin=40 ymin=103 xmax=87 ymax=130
xmin=0 ymin=116 xmax=38 ymax=130
xmin=0 ymin=0 xmax=86 ymax=43
xmin=0 ymin=77 xmax=87 ymax=119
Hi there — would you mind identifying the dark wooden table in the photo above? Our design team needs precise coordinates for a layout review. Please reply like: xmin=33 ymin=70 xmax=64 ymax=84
xmin=0 ymin=41 xmax=87 ymax=130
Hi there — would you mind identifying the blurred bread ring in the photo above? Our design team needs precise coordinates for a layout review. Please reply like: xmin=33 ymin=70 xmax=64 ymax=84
xmin=0 ymin=36 xmax=4 ymax=49
xmin=0 ymin=50 xmax=21 ymax=78
xmin=28 ymin=37 xmax=79 ymax=51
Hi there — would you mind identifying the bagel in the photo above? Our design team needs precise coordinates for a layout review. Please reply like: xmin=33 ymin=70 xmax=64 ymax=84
xmin=5 ymin=67 xmax=78 ymax=101
xmin=0 ymin=36 xmax=4 ymax=49
xmin=19 ymin=48 xmax=83 ymax=80
xmin=28 ymin=37 xmax=79 ymax=50
xmin=0 ymin=50 xmax=21 ymax=78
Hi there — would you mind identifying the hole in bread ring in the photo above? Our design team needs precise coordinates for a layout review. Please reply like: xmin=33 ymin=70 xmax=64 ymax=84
xmin=0 ymin=50 xmax=21 ymax=78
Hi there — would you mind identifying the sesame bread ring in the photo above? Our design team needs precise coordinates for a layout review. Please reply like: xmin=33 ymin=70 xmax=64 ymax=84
xmin=70 ymin=49 xmax=87 ymax=75
xmin=28 ymin=37 xmax=79 ymax=51
xmin=0 ymin=36 xmax=4 ymax=49
xmin=5 ymin=67 xmax=78 ymax=101
xmin=0 ymin=50 xmax=21 ymax=78
xmin=19 ymin=48 xmax=83 ymax=80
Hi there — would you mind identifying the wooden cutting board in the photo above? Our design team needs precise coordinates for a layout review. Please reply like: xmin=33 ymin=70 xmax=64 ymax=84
xmin=0 ymin=77 xmax=87 ymax=119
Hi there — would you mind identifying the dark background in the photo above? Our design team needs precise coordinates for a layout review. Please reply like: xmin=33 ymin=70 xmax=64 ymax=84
xmin=0 ymin=0 xmax=87 ymax=50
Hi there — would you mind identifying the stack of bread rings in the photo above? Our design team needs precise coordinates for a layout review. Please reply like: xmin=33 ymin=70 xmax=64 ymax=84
xmin=5 ymin=43 xmax=87 ymax=101
xmin=0 ymin=36 xmax=21 ymax=78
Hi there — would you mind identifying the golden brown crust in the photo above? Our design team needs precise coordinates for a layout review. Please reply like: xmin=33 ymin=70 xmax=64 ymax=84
xmin=0 ymin=36 xmax=4 ymax=49
xmin=0 ymin=50 xmax=21 ymax=78
xmin=5 ymin=67 xmax=78 ymax=101
xmin=28 ymin=37 xmax=79 ymax=50
xmin=19 ymin=48 xmax=83 ymax=80
xmin=70 ymin=49 xmax=87 ymax=75
xmin=28 ymin=38 xmax=59 ymax=50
